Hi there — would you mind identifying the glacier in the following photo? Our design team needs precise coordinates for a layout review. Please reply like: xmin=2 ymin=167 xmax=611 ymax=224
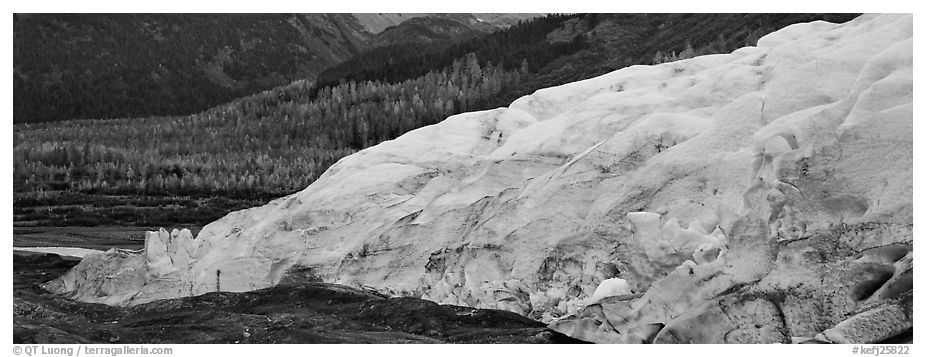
xmin=45 ymin=14 xmax=912 ymax=343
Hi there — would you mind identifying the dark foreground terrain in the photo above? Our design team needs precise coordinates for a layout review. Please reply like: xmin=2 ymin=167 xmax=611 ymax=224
xmin=13 ymin=252 xmax=586 ymax=344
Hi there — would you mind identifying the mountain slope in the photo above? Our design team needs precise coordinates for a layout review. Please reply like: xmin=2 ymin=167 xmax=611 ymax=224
xmin=13 ymin=13 xmax=536 ymax=124
xmin=370 ymin=15 xmax=491 ymax=47
xmin=351 ymin=13 xmax=541 ymax=34
xmin=350 ymin=13 xmax=427 ymax=33
xmin=48 ymin=14 xmax=912 ymax=344
xmin=13 ymin=13 xmax=374 ymax=123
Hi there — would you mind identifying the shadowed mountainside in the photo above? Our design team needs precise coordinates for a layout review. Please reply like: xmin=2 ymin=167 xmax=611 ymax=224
xmin=13 ymin=13 xmax=536 ymax=124
xmin=14 ymin=14 xmax=375 ymax=123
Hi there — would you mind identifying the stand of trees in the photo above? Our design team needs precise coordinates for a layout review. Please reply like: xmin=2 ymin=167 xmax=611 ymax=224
xmin=14 ymin=53 xmax=525 ymax=201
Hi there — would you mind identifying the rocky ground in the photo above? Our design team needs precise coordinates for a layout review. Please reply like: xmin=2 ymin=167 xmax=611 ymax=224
xmin=13 ymin=251 xmax=586 ymax=344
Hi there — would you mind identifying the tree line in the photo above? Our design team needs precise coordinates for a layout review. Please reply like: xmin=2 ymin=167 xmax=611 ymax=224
xmin=14 ymin=53 xmax=526 ymax=200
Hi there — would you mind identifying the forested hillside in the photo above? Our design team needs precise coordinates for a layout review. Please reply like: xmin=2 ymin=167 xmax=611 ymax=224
xmin=367 ymin=14 xmax=543 ymax=48
xmin=14 ymin=54 xmax=522 ymax=226
xmin=317 ymin=13 xmax=860 ymax=101
xmin=13 ymin=13 xmax=378 ymax=124
xmin=13 ymin=13 xmax=859 ymax=227
xmin=369 ymin=16 xmax=489 ymax=47
xmin=315 ymin=14 xmax=583 ymax=92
